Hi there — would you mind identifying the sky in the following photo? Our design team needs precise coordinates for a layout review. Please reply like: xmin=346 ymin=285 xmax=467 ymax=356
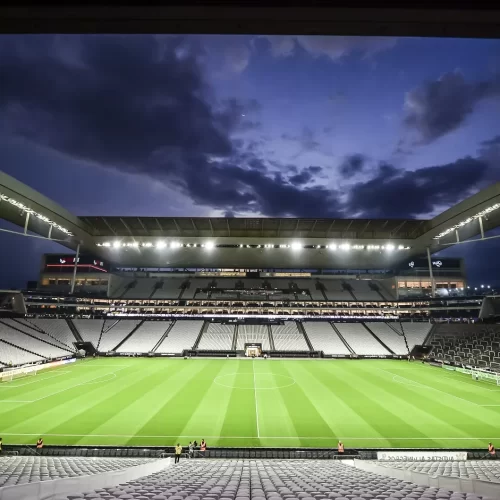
xmin=0 ymin=34 xmax=500 ymax=288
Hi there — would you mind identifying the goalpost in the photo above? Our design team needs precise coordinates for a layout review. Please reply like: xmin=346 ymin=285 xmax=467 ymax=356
xmin=0 ymin=365 xmax=38 ymax=383
xmin=471 ymin=368 xmax=500 ymax=385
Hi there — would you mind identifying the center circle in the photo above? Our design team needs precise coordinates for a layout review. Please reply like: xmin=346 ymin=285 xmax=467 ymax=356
xmin=214 ymin=372 xmax=296 ymax=390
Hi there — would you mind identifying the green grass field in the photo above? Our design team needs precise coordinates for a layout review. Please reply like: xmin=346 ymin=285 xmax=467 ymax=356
xmin=1 ymin=358 xmax=499 ymax=449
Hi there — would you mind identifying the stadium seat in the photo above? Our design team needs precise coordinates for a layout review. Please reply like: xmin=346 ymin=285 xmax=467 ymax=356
xmin=46 ymin=459 xmax=497 ymax=500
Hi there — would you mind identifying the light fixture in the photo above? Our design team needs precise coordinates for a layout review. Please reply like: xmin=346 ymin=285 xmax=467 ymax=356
xmin=0 ymin=193 xmax=74 ymax=236
xmin=131 ymin=242 xmax=139 ymax=248
xmin=156 ymin=241 xmax=166 ymax=249
xmin=327 ymin=244 xmax=337 ymax=250
xmin=102 ymin=242 xmax=111 ymax=247
xmin=240 ymin=244 xmax=243 ymax=248
xmin=339 ymin=243 xmax=350 ymax=250
xmin=204 ymin=242 xmax=215 ymax=249
xmin=170 ymin=241 xmax=181 ymax=249
xmin=386 ymin=244 xmax=395 ymax=251
xmin=113 ymin=241 xmax=121 ymax=249
xmin=291 ymin=242 xmax=302 ymax=250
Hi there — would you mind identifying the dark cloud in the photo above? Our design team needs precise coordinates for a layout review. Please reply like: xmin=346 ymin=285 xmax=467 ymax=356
xmin=262 ymin=36 xmax=397 ymax=61
xmin=288 ymin=165 xmax=324 ymax=186
xmin=404 ymin=71 xmax=500 ymax=144
xmin=339 ymin=154 xmax=366 ymax=177
xmin=282 ymin=127 xmax=321 ymax=157
xmin=0 ymin=35 xmax=341 ymax=218
xmin=481 ymin=135 xmax=500 ymax=148
xmin=346 ymin=157 xmax=488 ymax=218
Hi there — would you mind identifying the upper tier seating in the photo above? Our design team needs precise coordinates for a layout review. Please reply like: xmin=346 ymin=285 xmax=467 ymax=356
xmin=271 ymin=323 xmax=308 ymax=351
xmin=117 ymin=321 xmax=171 ymax=353
xmin=0 ymin=322 xmax=70 ymax=360
xmin=151 ymin=278 xmax=186 ymax=299
xmin=198 ymin=323 xmax=235 ymax=350
xmin=18 ymin=318 xmax=77 ymax=351
xmin=237 ymin=325 xmax=270 ymax=350
xmin=56 ymin=459 xmax=494 ymax=500
xmin=349 ymin=280 xmax=381 ymax=301
xmin=73 ymin=319 xmax=103 ymax=346
xmin=122 ymin=278 xmax=156 ymax=299
xmin=98 ymin=320 xmax=142 ymax=352
xmin=156 ymin=320 xmax=202 ymax=353
xmin=107 ymin=276 xmax=398 ymax=301
xmin=303 ymin=322 xmax=350 ymax=355
xmin=334 ymin=322 xmax=389 ymax=355
xmin=374 ymin=460 xmax=500 ymax=484
xmin=0 ymin=456 xmax=154 ymax=487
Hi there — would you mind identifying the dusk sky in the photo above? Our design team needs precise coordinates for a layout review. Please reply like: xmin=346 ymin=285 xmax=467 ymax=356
xmin=1 ymin=34 xmax=500 ymax=288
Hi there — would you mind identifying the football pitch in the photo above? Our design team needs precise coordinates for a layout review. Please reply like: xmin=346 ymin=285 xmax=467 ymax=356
xmin=1 ymin=358 xmax=500 ymax=449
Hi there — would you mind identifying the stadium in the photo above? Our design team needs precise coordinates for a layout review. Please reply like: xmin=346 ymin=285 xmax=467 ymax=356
xmin=2 ymin=6 xmax=500 ymax=495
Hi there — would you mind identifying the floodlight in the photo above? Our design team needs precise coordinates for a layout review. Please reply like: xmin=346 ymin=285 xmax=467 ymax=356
xmin=102 ymin=242 xmax=111 ymax=247
xmin=240 ymin=244 xmax=243 ymax=248
xmin=131 ymin=242 xmax=139 ymax=248
xmin=170 ymin=241 xmax=181 ymax=249
xmin=386 ymin=244 xmax=395 ymax=251
xmin=291 ymin=242 xmax=302 ymax=250
xmin=156 ymin=241 xmax=166 ymax=249
xmin=481 ymin=285 xmax=484 ymax=288
xmin=488 ymin=285 xmax=491 ymax=288
xmin=205 ymin=242 xmax=215 ymax=249
xmin=339 ymin=243 xmax=350 ymax=250
xmin=113 ymin=241 xmax=121 ymax=248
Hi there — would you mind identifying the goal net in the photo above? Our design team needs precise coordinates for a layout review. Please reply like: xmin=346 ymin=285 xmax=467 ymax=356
xmin=0 ymin=365 xmax=38 ymax=383
xmin=471 ymin=369 xmax=500 ymax=385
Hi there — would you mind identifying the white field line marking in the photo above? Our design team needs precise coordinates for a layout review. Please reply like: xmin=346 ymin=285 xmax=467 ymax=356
xmin=253 ymin=361 xmax=260 ymax=438
xmin=378 ymin=368 xmax=480 ymax=407
xmin=0 ymin=433 xmax=497 ymax=440
xmin=0 ymin=370 xmax=70 ymax=389
xmin=2 ymin=365 xmax=130 ymax=404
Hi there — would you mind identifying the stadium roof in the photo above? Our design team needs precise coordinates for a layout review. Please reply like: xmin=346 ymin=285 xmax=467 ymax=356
xmin=1 ymin=171 xmax=500 ymax=269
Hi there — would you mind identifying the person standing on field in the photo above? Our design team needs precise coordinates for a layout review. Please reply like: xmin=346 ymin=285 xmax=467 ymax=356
xmin=36 ymin=438 xmax=44 ymax=450
xmin=200 ymin=439 xmax=206 ymax=457
xmin=189 ymin=441 xmax=194 ymax=458
xmin=337 ymin=441 xmax=344 ymax=456
xmin=488 ymin=443 xmax=497 ymax=459
xmin=175 ymin=443 xmax=182 ymax=464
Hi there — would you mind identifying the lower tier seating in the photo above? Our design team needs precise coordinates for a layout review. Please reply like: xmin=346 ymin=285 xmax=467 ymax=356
xmin=56 ymin=459 xmax=493 ymax=500
xmin=198 ymin=323 xmax=235 ymax=350
xmin=271 ymin=323 xmax=308 ymax=351
xmin=374 ymin=460 xmax=500 ymax=484
xmin=0 ymin=456 xmax=154 ymax=487
xmin=302 ymin=322 xmax=350 ymax=355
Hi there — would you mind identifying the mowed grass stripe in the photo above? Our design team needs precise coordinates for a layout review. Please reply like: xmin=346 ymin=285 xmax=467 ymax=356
xmin=376 ymin=365 xmax=500 ymax=442
xmin=219 ymin=361 xmax=258 ymax=444
xmin=2 ymin=358 xmax=500 ymax=448
xmin=2 ymin=363 xmax=142 ymax=445
xmin=299 ymin=361 xmax=389 ymax=445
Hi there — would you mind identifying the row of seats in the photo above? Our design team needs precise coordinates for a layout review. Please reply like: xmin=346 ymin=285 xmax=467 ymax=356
xmin=108 ymin=276 xmax=398 ymax=300
xmin=56 ymin=459 xmax=494 ymax=500
xmin=0 ymin=456 xmax=154 ymax=487
xmin=374 ymin=460 xmax=500 ymax=484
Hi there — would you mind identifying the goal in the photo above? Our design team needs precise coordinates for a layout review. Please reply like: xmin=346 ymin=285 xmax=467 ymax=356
xmin=472 ymin=369 xmax=500 ymax=385
xmin=0 ymin=366 xmax=38 ymax=383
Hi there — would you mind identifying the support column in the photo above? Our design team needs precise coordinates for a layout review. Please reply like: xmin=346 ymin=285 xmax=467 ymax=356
xmin=426 ymin=246 xmax=435 ymax=298
xmin=70 ymin=243 xmax=80 ymax=295
xmin=479 ymin=216 xmax=485 ymax=239
xmin=24 ymin=211 xmax=30 ymax=234
xmin=48 ymin=225 xmax=53 ymax=239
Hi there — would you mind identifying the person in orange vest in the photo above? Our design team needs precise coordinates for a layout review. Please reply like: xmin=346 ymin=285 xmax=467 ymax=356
xmin=36 ymin=437 xmax=44 ymax=450
xmin=200 ymin=439 xmax=206 ymax=457
xmin=337 ymin=441 xmax=344 ymax=456
xmin=488 ymin=442 xmax=497 ymax=459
